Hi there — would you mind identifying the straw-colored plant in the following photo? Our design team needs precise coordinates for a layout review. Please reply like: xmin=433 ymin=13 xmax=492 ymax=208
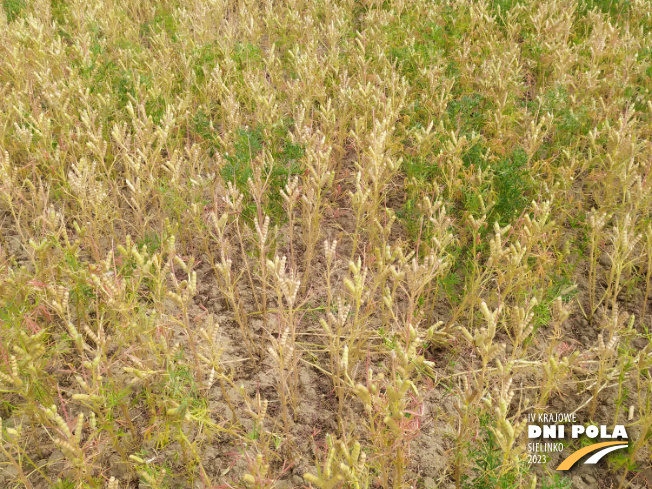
xmin=1 ymin=0 xmax=652 ymax=487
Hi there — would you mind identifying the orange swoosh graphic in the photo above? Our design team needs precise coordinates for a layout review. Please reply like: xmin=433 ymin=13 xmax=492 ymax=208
xmin=556 ymin=441 xmax=628 ymax=470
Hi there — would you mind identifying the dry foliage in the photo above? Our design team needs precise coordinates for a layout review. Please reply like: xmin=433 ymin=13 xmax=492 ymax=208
xmin=0 ymin=0 xmax=652 ymax=488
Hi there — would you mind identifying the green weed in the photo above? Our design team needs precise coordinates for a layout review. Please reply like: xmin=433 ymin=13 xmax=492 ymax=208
xmin=2 ymin=0 xmax=25 ymax=22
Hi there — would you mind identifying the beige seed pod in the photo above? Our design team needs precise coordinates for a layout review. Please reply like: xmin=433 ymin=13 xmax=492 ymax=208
xmin=303 ymin=473 xmax=321 ymax=486
xmin=54 ymin=437 xmax=81 ymax=458
xmin=10 ymin=355 xmax=19 ymax=378
xmin=83 ymin=324 xmax=101 ymax=345
xmin=0 ymin=370 xmax=16 ymax=385
xmin=139 ymin=471 xmax=158 ymax=486
xmin=340 ymin=345 xmax=349 ymax=371
xmin=73 ymin=412 xmax=84 ymax=445
xmin=46 ymin=406 xmax=72 ymax=439
xmin=205 ymin=368 xmax=215 ymax=388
